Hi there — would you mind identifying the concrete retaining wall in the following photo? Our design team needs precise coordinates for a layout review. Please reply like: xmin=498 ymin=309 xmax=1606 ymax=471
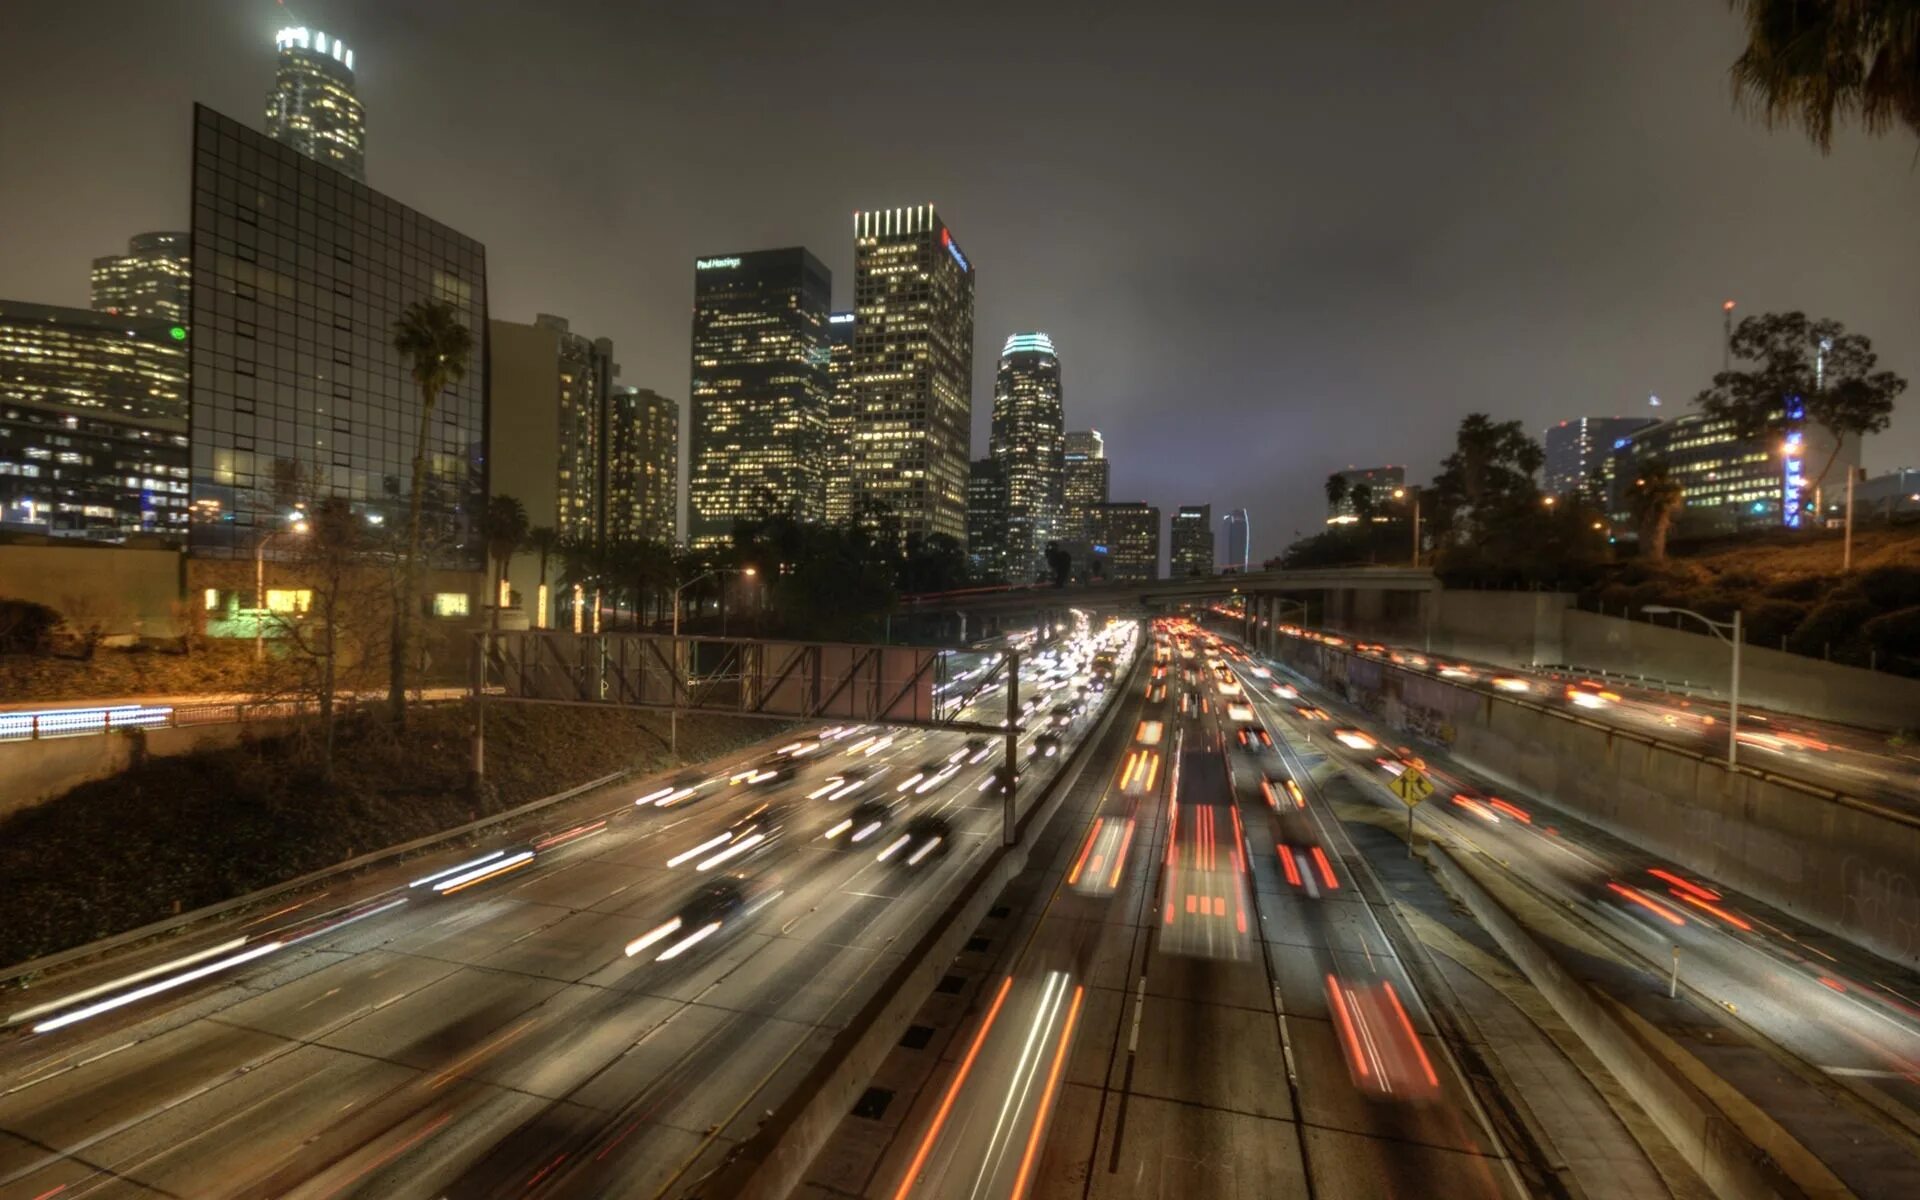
xmin=1277 ymin=637 xmax=1920 ymax=973
xmin=1292 ymin=586 xmax=1920 ymax=730
xmin=1562 ymin=609 xmax=1920 ymax=731
xmin=0 ymin=720 xmax=294 ymax=819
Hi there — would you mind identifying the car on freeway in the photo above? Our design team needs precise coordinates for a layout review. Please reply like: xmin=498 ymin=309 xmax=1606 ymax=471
xmin=637 ymin=770 xmax=709 ymax=808
xmin=826 ymin=798 xmax=897 ymax=844
xmin=1035 ymin=731 xmax=1063 ymax=757
xmin=1050 ymin=702 xmax=1076 ymax=727
xmin=623 ymin=878 xmax=754 ymax=961
xmin=963 ymin=735 xmax=994 ymax=764
xmin=879 ymin=813 xmax=952 ymax=866
xmin=731 ymin=753 xmax=799 ymax=786
xmin=1236 ymin=725 xmax=1273 ymax=750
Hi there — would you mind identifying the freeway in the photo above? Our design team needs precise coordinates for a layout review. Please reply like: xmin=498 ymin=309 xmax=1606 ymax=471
xmin=1224 ymin=606 xmax=1920 ymax=810
xmin=814 ymin=619 xmax=1515 ymax=1198
xmin=0 ymin=620 xmax=1135 ymax=1199
xmin=1209 ymin=617 xmax=1920 ymax=1196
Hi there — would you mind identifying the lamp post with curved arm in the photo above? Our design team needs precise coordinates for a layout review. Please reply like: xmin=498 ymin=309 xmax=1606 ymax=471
xmin=1643 ymin=605 xmax=1742 ymax=767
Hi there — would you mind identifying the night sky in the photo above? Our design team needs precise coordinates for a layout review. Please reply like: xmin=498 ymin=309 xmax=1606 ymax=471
xmin=4 ymin=1 xmax=1916 ymax=561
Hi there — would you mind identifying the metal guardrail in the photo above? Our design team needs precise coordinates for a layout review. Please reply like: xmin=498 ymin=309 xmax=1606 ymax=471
xmin=0 ymin=694 xmax=462 ymax=743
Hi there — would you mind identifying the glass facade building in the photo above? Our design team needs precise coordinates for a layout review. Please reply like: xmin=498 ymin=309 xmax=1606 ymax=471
xmin=1543 ymin=416 xmax=1655 ymax=500
xmin=266 ymin=27 xmax=366 ymax=182
xmin=1089 ymin=501 xmax=1159 ymax=582
xmin=188 ymin=105 xmax=486 ymax=564
xmin=92 ymin=232 xmax=191 ymax=323
xmin=0 ymin=300 xmax=189 ymax=540
xmin=966 ymin=456 xmax=1009 ymax=581
xmin=1170 ymin=504 xmax=1214 ymax=577
xmin=989 ymin=332 xmax=1064 ymax=581
xmin=1061 ymin=428 xmax=1108 ymax=578
xmin=1222 ymin=507 xmax=1251 ymax=572
xmin=688 ymin=248 xmax=832 ymax=549
xmin=851 ymin=205 xmax=974 ymax=547
xmin=606 ymin=385 xmax=678 ymax=545
xmin=1326 ymin=465 xmax=1405 ymax=524
xmin=1603 ymin=411 xmax=1856 ymax=533
xmin=824 ymin=310 xmax=856 ymax=527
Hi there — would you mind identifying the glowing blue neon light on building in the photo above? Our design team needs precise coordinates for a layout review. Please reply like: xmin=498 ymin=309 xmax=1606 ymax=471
xmin=1782 ymin=430 xmax=1805 ymax=528
xmin=1001 ymin=332 xmax=1056 ymax=358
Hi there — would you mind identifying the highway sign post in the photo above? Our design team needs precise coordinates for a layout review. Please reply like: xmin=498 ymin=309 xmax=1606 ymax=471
xmin=1388 ymin=766 xmax=1433 ymax=855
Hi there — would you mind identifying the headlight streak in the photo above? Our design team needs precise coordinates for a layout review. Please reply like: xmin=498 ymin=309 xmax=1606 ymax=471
xmin=32 ymin=942 xmax=285 ymax=1034
xmin=967 ymin=973 xmax=1067 ymax=1200
xmin=906 ymin=836 xmax=943 ymax=866
xmin=667 ymin=832 xmax=733 ymax=868
xmin=433 ymin=850 xmax=536 ymax=894
xmin=532 ymin=819 xmax=607 ymax=851
xmin=624 ymin=917 xmax=682 ymax=957
xmin=285 ymin=896 xmax=409 ymax=946
xmin=893 ymin=976 xmax=1014 ymax=1200
xmin=655 ymin=920 xmax=723 ymax=961
xmin=7 ymin=937 xmax=248 ymax=1025
xmin=852 ymin=820 xmax=884 ymax=843
xmin=697 ymin=832 xmax=766 ymax=871
xmin=1011 ymin=979 xmax=1085 ymax=1200
xmin=876 ymin=833 xmax=914 ymax=862
xmin=825 ymin=818 xmax=854 ymax=839
xmin=650 ymin=786 xmax=701 ymax=807
xmin=409 ymin=849 xmax=506 ymax=888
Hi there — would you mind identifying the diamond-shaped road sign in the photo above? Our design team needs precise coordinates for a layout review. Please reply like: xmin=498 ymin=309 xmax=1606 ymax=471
xmin=1388 ymin=766 xmax=1434 ymax=806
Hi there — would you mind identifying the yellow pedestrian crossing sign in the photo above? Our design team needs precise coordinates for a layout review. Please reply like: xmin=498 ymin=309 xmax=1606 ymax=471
xmin=1389 ymin=767 xmax=1433 ymax=806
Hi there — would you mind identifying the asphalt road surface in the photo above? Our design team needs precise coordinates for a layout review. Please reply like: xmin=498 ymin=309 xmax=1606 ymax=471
xmin=0 ymin=624 xmax=1135 ymax=1200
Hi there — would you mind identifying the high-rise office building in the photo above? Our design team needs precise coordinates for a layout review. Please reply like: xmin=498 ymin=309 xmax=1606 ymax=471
xmin=1089 ymin=501 xmax=1159 ymax=582
xmin=989 ymin=332 xmax=1064 ymax=581
xmin=966 ymin=457 xmax=1009 ymax=581
xmin=91 ymin=233 xmax=191 ymax=323
xmin=1604 ymin=411 xmax=1856 ymax=533
xmin=688 ymin=248 xmax=832 ymax=548
xmin=188 ymin=105 xmax=485 ymax=562
xmin=1222 ymin=507 xmax=1251 ymax=572
xmin=492 ymin=315 xmax=615 ymax=546
xmin=265 ymin=27 xmax=366 ymax=182
xmin=1170 ymin=504 xmax=1214 ymax=577
xmin=824 ymin=311 xmax=856 ymax=526
xmin=850 ymin=205 xmax=974 ymax=546
xmin=0 ymin=300 xmax=190 ymax=540
xmin=606 ymin=386 xmax=678 ymax=546
xmin=1326 ymin=465 xmax=1405 ymax=524
xmin=1061 ymin=428 xmax=1109 ymax=578
xmin=1544 ymin=417 xmax=1656 ymax=499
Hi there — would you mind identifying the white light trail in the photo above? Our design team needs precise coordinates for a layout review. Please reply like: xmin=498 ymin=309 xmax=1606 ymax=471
xmin=624 ymin=918 xmax=682 ymax=958
xmin=656 ymin=921 xmax=723 ymax=961
xmin=33 ymin=942 xmax=284 ymax=1034
xmin=667 ymin=832 xmax=733 ymax=868
xmin=409 ymin=849 xmax=505 ymax=888
xmin=430 ymin=850 xmax=534 ymax=892
xmin=8 ymin=938 xmax=246 ymax=1025
xmin=697 ymin=832 xmax=766 ymax=871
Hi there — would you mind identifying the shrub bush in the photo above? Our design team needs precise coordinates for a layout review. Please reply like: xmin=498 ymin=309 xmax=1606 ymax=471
xmin=0 ymin=598 xmax=61 ymax=655
xmin=1787 ymin=589 xmax=1877 ymax=658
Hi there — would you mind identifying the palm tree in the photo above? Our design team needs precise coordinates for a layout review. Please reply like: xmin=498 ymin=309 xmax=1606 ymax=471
xmin=1626 ymin=462 xmax=1686 ymax=562
xmin=1324 ymin=473 xmax=1349 ymax=512
xmin=1350 ymin=483 xmax=1377 ymax=525
xmin=526 ymin=526 xmax=560 ymax=628
xmin=1727 ymin=0 xmax=1920 ymax=152
xmin=388 ymin=298 xmax=475 ymax=722
xmin=481 ymin=494 xmax=529 ymax=630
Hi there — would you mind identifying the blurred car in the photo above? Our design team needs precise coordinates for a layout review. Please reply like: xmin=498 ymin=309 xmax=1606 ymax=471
xmin=637 ymin=770 xmax=709 ymax=808
xmin=879 ymin=813 xmax=952 ymax=866
xmin=1035 ymin=732 xmax=1063 ymax=757
xmin=1237 ymin=725 xmax=1273 ymax=750
xmin=963 ymin=735 xmax=994 ymax=764
xmin=826 ymin=798 xmax=897 ymax=843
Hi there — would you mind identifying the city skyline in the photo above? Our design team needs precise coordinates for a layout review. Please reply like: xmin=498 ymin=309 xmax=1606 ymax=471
xmin=1 ymin=3 xmax=1916 ymax=560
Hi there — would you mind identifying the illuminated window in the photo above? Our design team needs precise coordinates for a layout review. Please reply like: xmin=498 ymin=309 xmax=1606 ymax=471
xmin=265 ymin=588 xmax=312 ymax=613
xmin=433 ymin=591 xmax=470 ymax=617
xmin=203 ymin=588 xmax=221 ymax=610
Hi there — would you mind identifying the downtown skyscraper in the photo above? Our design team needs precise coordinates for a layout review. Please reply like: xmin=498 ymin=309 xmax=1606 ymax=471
xmin=850 ymin=205 xmax=974 ymax=546
xmin=688 ymin=248 xmax=832 ymax=549
xmin=91 ymin=233 xmax=190 ymax=323
xmin=989 ymin=332 xmax=1064 ymax=581
xmin=1171 ymin=504 xmax=1214 ymax=577
xmin=265 ymin=27 xmax=366 ymax=182
xmin=823 ymin=311 xmax=856 ymax=527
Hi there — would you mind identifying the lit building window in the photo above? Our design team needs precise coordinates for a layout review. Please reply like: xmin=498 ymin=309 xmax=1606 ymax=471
xmin=265 ymin=588 xmax=312 ymax=613
xmin=433 ymin=591 xmax=470 ymax=617
xmin=203 ymin=588 xmax=221 ymax=610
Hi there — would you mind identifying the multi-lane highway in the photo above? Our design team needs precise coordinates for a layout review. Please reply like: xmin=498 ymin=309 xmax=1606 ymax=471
xmin=1208 ymin=614 xmax=1920 ymax=1196
xmin=1225 ymin=608 xmax=1920 ymax=810
xmin=0 ymin=620 xmax=1135 ymax=1199
xmin=812 ymin=619 xmax=1515 ymax=1198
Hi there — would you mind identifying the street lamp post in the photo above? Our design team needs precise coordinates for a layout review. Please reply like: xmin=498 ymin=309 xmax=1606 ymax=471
xmin=1642 ymin=605 xmax=1743 ymax=767
xmin=669 ymin=566 xmax=755 ymax=759
xmin=253 ymin=514 xmax=309 ymax=662
xmin=1392 ymin=487 xmax=1422 ymax=567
